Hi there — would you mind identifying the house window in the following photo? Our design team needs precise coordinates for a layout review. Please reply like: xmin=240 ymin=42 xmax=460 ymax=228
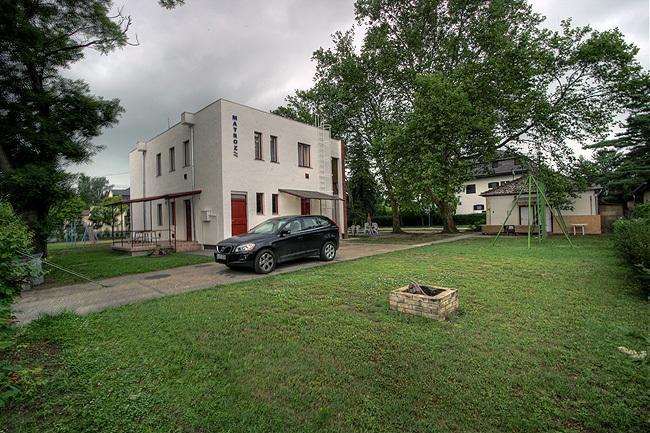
xmin=254 ymin=132 xmax=263 ymax=160
xmin=331 ymin=157 xmax=339 ymax=194
xmin=157 ymin=203 xmax=163 ymax=226
xmin=256 ymin=193 xmax=264 ymax=214
xmin=272 ymin=194 xmax=279 ymax=214
xmin=170 ymin=201 xmax=176 ymax=225
xmin=488 ymin=181 xmax=499 ymax=189
xmin=270 ymin=135 xmax=278 ymax=162
xmin=298 ymin=143 xmax=310 ymax=167
xmin=183 ymin=140 xmax=190 ymax=167
xmin=473 ymin=204 xmax=485 ymax=211
xmin=156 ymin=153 xmax=161 ymax=177
xmin=466 ymin=184 xmax=476 ymax=194
xmin=169 ymin=147 xmax=175 ymax=172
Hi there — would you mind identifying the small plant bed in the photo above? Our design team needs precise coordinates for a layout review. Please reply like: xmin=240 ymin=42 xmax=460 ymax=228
xmin=389 ymin=282 xmax=458 ymax=320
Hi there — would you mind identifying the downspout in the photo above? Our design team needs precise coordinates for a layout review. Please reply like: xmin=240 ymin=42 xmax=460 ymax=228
xmin=190 ymin=124 xmax=197 ymax=242
xmin=341 ymin=140 xmax=348 ymax=239
xmin=138 ymin=147 xmax=147 ymax=230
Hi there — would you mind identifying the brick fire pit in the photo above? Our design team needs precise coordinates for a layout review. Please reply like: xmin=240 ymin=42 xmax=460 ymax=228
xmin=389 ymin=285 xmax=458 ymax=320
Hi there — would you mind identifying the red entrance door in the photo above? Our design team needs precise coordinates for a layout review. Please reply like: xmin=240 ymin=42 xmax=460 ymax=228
xmin=231 ymin=194 xmax=248 ymax=236
xmin=184 ymin=200 xmax=192 ymax=241
xmin=301 ymin=198 xmax=311 ymax=215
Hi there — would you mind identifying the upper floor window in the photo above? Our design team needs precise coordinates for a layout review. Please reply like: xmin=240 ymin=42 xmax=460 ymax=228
xmin=183 ymin=140 xmax=190 ymax=167
xmin=256 ymin=192 xmax=264 ymax=214
xmin=270 ymin=135 xmax=278 ymax=163
xmin=298 ymin=143 xmax=311 ymax=168
xmin=272 ymin=193 xmax=279 ymax=214
xmin=169 ymin=147 xmax=175 ymax=172
xmin=254 ymin=132 xmax=263 ymax=160
xmin=466 ymin=184 xmax=476 ymax=194
xmin=473 ymin=204 xmax=485 ymax=211
xmin=156 ymin=153 xmax=161 ymax=177
xmin=488 ymin=181 xmax=499 ymax=189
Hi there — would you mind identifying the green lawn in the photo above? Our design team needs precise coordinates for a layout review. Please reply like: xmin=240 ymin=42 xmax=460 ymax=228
xmin=3 ymin=237 xmax=648 ymax=432
xmin=42 ymin=242 xmax=211 ymax=287
xmin=351 ymin=231 xmax=463 ymax=244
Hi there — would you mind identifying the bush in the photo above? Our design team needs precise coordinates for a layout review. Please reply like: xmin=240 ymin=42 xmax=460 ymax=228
xmin=0 ymin=201 xmax=33 ymax=408
xmin=366 ymin=212 xmax=485 ymax=229
xmin=631 ymin=203 xmax=650 ymax=219
xmin=612 ymin=217 xmax=650 ymax=286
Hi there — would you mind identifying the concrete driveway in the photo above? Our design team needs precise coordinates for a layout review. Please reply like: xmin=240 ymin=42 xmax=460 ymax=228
xmin=14 ymin=234 xmax=477 ymax=325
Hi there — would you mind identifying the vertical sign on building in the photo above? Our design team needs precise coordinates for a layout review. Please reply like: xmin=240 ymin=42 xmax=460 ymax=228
xmin=232 ymin=114 xmax=239 ymax=157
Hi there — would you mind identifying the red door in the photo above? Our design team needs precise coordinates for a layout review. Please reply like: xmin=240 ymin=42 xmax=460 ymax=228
xmin=184 ymin=200 xmax=192 ymax=241
xmin=301 ymin=198 xmax=311 ymax=215
xmin=231 ymin=194 xmax=248 ymax=236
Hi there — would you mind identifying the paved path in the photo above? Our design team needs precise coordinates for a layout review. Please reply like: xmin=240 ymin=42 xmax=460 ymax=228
xmin=14 ymin=234 xmax=478 ymax=325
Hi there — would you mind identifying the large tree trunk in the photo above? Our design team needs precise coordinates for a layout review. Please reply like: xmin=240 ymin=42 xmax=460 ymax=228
xmin=434 ymin=197 xmax=459 ymax=234
xmin=389 ymin=196 xmax=404 ymax=234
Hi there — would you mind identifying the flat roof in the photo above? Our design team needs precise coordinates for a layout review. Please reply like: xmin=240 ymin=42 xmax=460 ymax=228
xmin=109 ymin=190 xmax=201 ymax=205
xmin=279 ymin=189 xmax=343 ymax=201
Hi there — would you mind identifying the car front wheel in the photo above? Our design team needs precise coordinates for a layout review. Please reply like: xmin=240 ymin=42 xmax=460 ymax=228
xmin=320 ymin=241 xmax=337 ymax=261
xmin=254 ymin=249 xmax=276 ymax=274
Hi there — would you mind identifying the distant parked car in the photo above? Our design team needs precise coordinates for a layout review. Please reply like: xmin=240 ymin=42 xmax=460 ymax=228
xmin=214 ymin=215 xmax=340 ymax=273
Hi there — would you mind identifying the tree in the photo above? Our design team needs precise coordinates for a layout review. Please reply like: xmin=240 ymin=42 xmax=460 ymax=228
xmin=278 ymin=0 xmax=647 ymax=233
xmin=48 ymin=196 xmax=86 ymax=239
xmin=585 ymin=77 xmax=650 ymax=202
xmin=0 ymin=1 xmax=184 ymax=256
xmin=77 ymin=174 xmax=110 ymax=206
xmin=89 ymin=195 xmax=124 ymax=229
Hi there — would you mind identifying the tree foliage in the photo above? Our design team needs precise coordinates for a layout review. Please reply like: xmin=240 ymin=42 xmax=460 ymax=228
xmin=275 ymin=0 xmax=647 ymax=232
xmin=77 ymin=174 xmax=110 ymax=206
xmin=0 ymin=0 xmax=133 ymax=256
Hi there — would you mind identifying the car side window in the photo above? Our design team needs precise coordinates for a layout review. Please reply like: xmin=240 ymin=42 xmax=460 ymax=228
xmin=300 ymin=217 xmax=319 ymax=231
xmin=285 ymin=220 xmax=302 ymax=234
xmin=316 ymin=217 xmax=330 ymax=227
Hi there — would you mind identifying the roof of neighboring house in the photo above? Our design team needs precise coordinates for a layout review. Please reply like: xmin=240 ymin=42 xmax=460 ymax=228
xmin=110 ymin=188 xmax=130 ymax=200
xmin=481 ymin=176 xmax=601 ymax=197
xmin=480 ymin=176 xmax=531 ymax=196
xmin=632 ymin=181 xmax=648 ymax=195
xmin=472 ymin=156 xmax=528 ymax=179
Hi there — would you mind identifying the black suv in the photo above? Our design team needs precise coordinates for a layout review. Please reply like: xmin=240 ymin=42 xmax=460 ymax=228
xmin=214 ymin=215 xmax=340 ymax=273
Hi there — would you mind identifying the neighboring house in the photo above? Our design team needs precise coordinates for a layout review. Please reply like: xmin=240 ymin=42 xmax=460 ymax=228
xmin=456 ymin=156 xmax=527 ymax=215
xmin=118 ymin=98 xmax=345 ymax=252
xmin=628 ymin=182 xmax=650 ymax=210
xmin=480 ymin=176 xmax=602 ymax=235
xmin=106 ymin=187 xmax=130 ymax=233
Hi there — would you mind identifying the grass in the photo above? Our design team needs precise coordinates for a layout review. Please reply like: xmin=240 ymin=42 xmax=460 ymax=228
xmin=42 ymin=242 xmax=211 ymax=287
xmin=3 ymin=237 xmax=648 ymax=432
xmin=351 ymin=231 xmax=464 ymax=244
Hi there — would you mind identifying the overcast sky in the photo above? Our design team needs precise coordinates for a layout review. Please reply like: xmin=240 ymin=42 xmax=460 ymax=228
xmin=67 ymin=0 xmax=649 ymax=188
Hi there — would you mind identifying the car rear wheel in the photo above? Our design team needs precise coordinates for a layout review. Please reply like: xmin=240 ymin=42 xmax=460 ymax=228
xmin=320 ymin=241 xmax=337 ymax=261
xmin=254 ymin=249 xmax=276 ymax=274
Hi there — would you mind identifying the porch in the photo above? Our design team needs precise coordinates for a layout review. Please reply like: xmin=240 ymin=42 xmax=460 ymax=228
xmin=108 ymin=190 xmax=202 ymax=255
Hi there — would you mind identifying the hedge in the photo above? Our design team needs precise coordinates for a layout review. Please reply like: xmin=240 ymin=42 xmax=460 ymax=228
xmin=612 ymin=215 xmax=650 ymax=287
xmin=362 ymin=213 xmax=485 ymax=228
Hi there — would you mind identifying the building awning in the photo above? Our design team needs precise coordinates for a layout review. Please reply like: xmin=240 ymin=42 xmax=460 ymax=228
xmin=108 ymin=189 xmax=202 ymax=206
xmin=279 ymin=189 xmax=343 ymax=201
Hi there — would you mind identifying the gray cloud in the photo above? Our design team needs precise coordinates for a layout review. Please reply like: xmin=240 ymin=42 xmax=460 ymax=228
xmin=67 ymin=0 xmax=649 ymax=186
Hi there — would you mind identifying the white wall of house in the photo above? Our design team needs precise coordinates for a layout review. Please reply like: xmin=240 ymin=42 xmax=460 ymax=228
xmin=457 ymin=174 xmax=522 ymax=214
xmin=128 ymin=99 xmax=344 ymax=247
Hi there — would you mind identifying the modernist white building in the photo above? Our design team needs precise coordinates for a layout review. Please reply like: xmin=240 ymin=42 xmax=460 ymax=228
xmin=456 ymin=156 xmax=527 ymax=215
xmin=118 ymin=99 xmax=345 ymax=252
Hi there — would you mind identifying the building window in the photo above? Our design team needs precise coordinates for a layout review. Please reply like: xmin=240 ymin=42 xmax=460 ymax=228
xmin=331 ymin=157 xmax=339 ymax=194
xmin=466 ymin=184 xmax=476 ymax=194
xmin=157 ymin=203 xmax=163 ymax=226
xmin=272 ymin=194 xmax=279 ymax=214
xmin=183 ymin=140 xmax=190 ymax=167
xmin=254 ymin=132 xmax=263 ymax=160
xmin=270 ymin=135 xmax=278 ymax=163
xmin=298 ymin=143 xmax=310 ymax=167
xmin=156 ymin=153 xmax=161 ymax=177
xmin=488 ymin=181 xmax=499 ymax=189
xmin=169 ymin=147 xmax=175 ymax=172
xmin=256 ymin=193 xmax=264 ymax=214
xmin=473 ymin=204 xmax=485 ymax=211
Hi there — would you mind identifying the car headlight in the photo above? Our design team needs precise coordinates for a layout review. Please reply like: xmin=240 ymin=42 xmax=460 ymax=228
xmin=234 ymin=243 xmax=256 ymax=253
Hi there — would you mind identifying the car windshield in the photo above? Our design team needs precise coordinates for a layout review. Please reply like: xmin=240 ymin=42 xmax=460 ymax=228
xmin=248 ymin=217 xmax=293 ymax=234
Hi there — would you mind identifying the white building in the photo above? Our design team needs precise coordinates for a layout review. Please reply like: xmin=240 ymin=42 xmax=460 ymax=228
xmin=119 ymin=99 xmax=345 ymax=252
xmin=456 ymin=156 xmax=527 ymax=215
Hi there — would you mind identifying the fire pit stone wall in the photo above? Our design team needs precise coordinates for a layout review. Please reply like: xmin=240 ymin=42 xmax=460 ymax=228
xmin=389 ymin=286 xmax=458 ymax=320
